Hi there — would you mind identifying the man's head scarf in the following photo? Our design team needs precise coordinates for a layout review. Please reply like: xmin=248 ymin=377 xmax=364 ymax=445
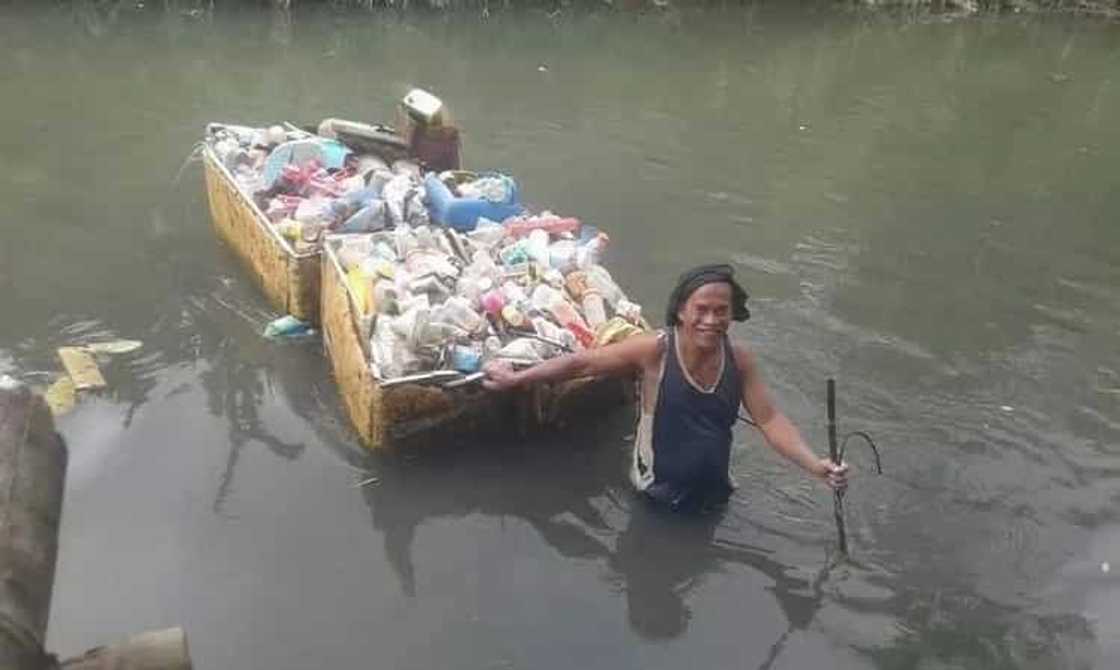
xmin=665 ymin=263 xmax=750 ymax=326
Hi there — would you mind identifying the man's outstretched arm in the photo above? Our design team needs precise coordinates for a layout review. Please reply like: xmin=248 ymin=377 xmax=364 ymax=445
xmin=483 ymin=332 xmax=660 ymax=391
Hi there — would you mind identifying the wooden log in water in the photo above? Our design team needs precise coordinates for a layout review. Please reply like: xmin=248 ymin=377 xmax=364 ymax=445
xmin=0 ymin=380 xmax=68 ymax=670
xmin=60 ymin=627 xmax=192 ymax=670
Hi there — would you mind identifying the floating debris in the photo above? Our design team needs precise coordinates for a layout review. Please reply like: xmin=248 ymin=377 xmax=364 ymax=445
xmin=84 ymin=339 xmax=143 ymax=355
xmin=44 ymin=376 xmax=76 ymax=417
xmin=263 ymin=315 xmax=315 ymax=339
xmin=57 ymin=347 xmax=106 ymax=391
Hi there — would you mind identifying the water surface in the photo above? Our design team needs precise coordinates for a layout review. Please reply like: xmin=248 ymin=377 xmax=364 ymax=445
xmin=2 ymin=5 xmax=1119 ymax=669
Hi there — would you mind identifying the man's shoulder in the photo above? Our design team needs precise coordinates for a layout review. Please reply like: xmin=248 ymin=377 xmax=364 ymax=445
xmin=728 ymin=339 xmax=757 ymax=372
xmin=614 ymin=330 xmax=666 ymax=369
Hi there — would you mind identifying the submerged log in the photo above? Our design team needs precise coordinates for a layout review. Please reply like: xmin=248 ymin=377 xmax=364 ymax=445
xmin=60 ymin=627 xmax=192 ymax=670
xmin=0 ymin=380 xmax=68 ymax=670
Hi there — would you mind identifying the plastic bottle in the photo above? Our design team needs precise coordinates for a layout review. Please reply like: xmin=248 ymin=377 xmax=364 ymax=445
xmin=584 ymin=264 xmax=626 ymax=307
xmin=616 ymin=298 xmax=643 ymax=324
xmin=525 ymin=229 xmax=551 ymax=267
xmin=408 ymin=275 xmax=451 ymax=300
xmin=449 ymin=345 xmax=483 ymax=373
xmin=541 ymin=268 xmax=566 ymax=290
xmin=336 ymin=236 xmax=374 ymax=271
xmin=504 ymin=214 xmax=581 ymax=239
xmin=263 ymin=315 xmax=314 ymax=339
xmin=470 ymin=249 xmax=500 ymax=280
xmin=396 ymin=292 xmax=430 ymax=317
xmin=483 ymin=336 xmax=503 ymax=359
xmin=576 ymin=233 xmax=610 ymax=269
xmin=277 ymin=219 xmax=302 ymax=244
xmin=468 ymin=218 xmax=507 ymax=247
xmin=531 ymin=285 xmax=590 ymax=334
xmin=548 ymin=240 xmax=579 ymax=273
xmin=338 ymin=201 xmax=388 ymax=233
xmin=532 ymin=317 xmax=578 ymax=352
xmin=372 ymin=281 xmax=399 ymax=315
xmin=498 ymin=240 xmax=531 ymax=266
xmin=372 ymin=240 xmax=398 ymax=262
xmin=360 ymin=257 xmax=396 ymax=282
xmin=501 ymin=304 xmax=528 ymax=329
xmin=372 ymin=319 xmax=420 ymax=379
xmin=480 ymin=289 xmax=505 ymax=318
xmin=497 ymin=338 xmax=543 ymax=362
xmin=418 ymin=321 xmax=466 ymax=347
xmin=580 ymin=289 xmax=607 ymax=330
xmin=294 ymin=197 xmax=332 ymax=224
xmin=346 ymin=267 xmax=375 ymax=315
xmin=394 ymin=226 xmax=418 ymax=259
xmin=391 ymin=306 xmax=429 ymax=347
xmin=500 ymin=281 xmax=530 ymax=310
xmin=413 ymin=226 xmax=439 ymax=251
xmin=405 ymin=249 xmax=457 ymax=279
xmin=456 ymin=275 xmax=492 ymax=307
xmin=437 ymin=296 xmax=486 ymax=334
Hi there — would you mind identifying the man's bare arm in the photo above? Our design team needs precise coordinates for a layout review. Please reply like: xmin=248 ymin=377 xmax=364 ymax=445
xmin=734 ymin=344 xmax=847 ymax=488
xmin=484 ymin=332 xmax=660 ymax=391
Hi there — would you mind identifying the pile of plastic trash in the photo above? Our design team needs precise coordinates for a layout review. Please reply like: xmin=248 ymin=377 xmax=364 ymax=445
xmin=203 ymin=91 xmax=646 ymax=383
xmin=336 ymin=211 xmax=645 ymax=381
xmin=206 ymin=122 xmax=429 ymax=254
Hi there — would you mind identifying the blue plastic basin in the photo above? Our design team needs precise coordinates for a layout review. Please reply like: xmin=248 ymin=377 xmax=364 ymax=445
xmin=423 ymin=173 xmax=523 ymax=232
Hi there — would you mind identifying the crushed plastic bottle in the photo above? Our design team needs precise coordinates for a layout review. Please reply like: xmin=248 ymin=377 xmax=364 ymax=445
xmin=468 ymin=218 xmax=507 ymax=247
xmin=372 ymin=319 xmax=421 ymax=379
xmin=501 ymin=304 xmax=528 ymax=329
xmin=584 ymin=264 xmax=626 ymax=307
xmin=448 ymin=344 xmax=483 ymax=373
xmin=263 ymin=315 xmax=315 ymax=339
xmin=577 ymin=233 xmax=610 ymax=269
xmin=532 ymin=317 xmax=578 ymax=352
xmin=531 ymin=285 xmax=588 ymax=331
xmin=435 ymin=296 xmax=487 ymax=335
xmin=525 ymin=229 xmax=551 ymax=267
xmin=338 ymin=200 xmax=388 ymax=233
xmin=567 ymin=271 xmax=608 ymax=330
xmin=497 ymin=338 xmax=543 ymax=363
xmin=616 ymin=298 xmax=643 ymax=324
xmin=394 ymin=226 xmax=418 ymax=259
xmin=504 ymin=214 xmax=581 ymax=239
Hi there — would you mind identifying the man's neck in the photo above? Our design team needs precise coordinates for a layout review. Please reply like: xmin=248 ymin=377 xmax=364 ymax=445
xmin=676 ymin=328 xmax=721 ymax=368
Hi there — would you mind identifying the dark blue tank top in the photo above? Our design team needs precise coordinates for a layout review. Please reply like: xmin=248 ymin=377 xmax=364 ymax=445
xmin=646 ymin=329 xmax=741 ymax=509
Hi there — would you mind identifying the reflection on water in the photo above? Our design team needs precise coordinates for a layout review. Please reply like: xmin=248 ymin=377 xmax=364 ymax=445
xmin=361 ymin=431 xmax=834 ymax=650
xmin=1 ymin=4 xmax=1117 ymax=669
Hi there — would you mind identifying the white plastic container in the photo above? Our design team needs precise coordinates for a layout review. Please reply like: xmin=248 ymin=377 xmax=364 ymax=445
xmin=402 ymin=89 xmax=445 ymax=125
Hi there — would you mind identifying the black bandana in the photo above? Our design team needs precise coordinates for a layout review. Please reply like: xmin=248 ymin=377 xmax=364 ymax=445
xmin=665 ymin=264 xmax=750 ymax=326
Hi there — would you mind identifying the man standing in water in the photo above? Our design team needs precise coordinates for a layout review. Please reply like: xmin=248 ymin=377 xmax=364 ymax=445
xmin=483 ymin=264 xmax=848 ymax=511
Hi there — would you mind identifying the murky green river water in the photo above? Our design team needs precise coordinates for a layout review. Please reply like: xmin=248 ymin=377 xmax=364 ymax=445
xmin=2 ymin=4 xmax=1119 ymax=668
